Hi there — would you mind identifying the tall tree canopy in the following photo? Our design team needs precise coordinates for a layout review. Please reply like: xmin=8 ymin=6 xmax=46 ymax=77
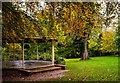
xmin=3 ymin=2 xmax=103 ymax=60
xmin=2 ymin=2 xmax=42 ymax=44
xmin=60 ymin=2 xmax=102 ymax=60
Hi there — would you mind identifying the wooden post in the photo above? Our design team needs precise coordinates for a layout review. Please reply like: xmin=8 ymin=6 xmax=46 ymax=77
xmin=22 ymin=41 xmax=24 ymax=68
xmin=9 ymin=43 xmax=10 ymax=61
xmin=37 ymin=45 xmax=39 ymax=60
xmin=13 ymin=43 xmax=15 ymax=61
xmin=52 ymin=40 xmax=54 ymax=65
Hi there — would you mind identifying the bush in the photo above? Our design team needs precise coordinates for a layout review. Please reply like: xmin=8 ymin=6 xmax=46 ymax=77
xmin=39 ymin=53 xmax=51 ymax=61
xmin=89 ymin=50 xmax=119 ymax=57
xmin=55 ymin=54 xmax=65 ymax=65
xmin=2 ymin=47 xmax=22 ymax=61
xmin=89 ymin=50 xmax=102 ymax=57
xmin=39 ymin=53 xmax=65 ymax=65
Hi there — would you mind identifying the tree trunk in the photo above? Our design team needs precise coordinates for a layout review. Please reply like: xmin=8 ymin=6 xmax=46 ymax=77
xmin=81 ymin=34 xmax=89 ymax=60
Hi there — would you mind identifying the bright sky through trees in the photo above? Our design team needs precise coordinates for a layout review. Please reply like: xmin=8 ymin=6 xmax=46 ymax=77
xmin=99 ymin=0 xmax=118 ymax=31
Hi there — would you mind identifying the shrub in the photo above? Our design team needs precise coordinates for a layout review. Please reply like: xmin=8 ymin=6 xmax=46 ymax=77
xmin=39 ymin=53 xmax=51 ymax=61
xmin=55 ymin=54 xmax=65 ymax=65
xmin=39 ymin=53 xmax=65 ymax=65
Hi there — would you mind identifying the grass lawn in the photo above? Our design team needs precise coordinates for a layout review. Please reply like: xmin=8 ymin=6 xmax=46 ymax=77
xmin=55 ymin=56 xmax=118 ymax=81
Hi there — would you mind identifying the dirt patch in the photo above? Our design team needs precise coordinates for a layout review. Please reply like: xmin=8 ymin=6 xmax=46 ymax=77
xmin=2 ymin=69 xmax=68 ymax=81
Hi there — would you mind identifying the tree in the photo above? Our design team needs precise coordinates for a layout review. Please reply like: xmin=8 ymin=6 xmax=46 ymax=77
xmin=87 ymin=1 xmax=119 ymax=57
xmin=102 ymin=1 xmax=118 ymax=29
xmin=3 ymin=2 xmax=103 ymax=60
xmin=100 ymin=1 xmax=119 ymax=55
xmin=115 ymin=25 xmax=120 ymax=55
xmin=100 ymin=29 xmax=116 ymax=53
xmin=88 ymin=28 xmax=102 ymax=56
xmin=2 ymin=2 xmax=43 ymax=61
xmin=2 ymin=2 xmax=42 ymax=45
xmin=60 ymin=2 xmax=102 ymax=60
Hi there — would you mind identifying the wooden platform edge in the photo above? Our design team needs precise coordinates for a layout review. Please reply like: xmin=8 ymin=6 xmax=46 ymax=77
xmin=55 ymin=64 xmax=66 ymax=70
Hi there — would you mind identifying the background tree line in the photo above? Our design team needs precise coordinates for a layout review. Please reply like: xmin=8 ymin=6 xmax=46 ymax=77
xmin=2 ymin=1 xmax=119 ymax=61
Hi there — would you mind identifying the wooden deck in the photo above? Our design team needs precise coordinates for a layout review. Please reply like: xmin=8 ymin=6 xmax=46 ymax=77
xmin=19 ymin=66 xmax=61 ymax=73
xmin=2 ymin=60 xmax=66 ymax=75
xmin=2 ymin=60 xmax=52 ymax=68
xmin=3 ymin=65 xmax=65 ymax=75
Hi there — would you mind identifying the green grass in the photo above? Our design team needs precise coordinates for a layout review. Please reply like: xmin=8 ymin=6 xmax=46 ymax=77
xmin=55 ymin=56 xmax=118 ymax=81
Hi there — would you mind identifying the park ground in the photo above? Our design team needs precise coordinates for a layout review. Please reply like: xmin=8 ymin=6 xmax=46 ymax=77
xmin=2 ymin=56 xmax=119 ymax=82
xmin=56 ymin=55 xmax=119 ymax=81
